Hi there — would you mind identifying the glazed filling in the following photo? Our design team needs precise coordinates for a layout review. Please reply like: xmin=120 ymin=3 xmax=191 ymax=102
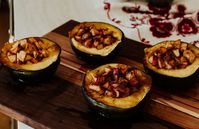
xmin=3 ymin=37 xmax=54 ymax=64
xmin=74 ymin=24 xmax=118 ymax=49
xmin=148 ymin=41 xmax=196 ymax=69
xmin=88 ymin=64 xmax=143 ymax=98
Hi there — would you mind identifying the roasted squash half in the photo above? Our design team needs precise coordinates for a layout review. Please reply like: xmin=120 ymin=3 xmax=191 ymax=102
xmin=69 ymin=22 xmax=124 ymax=62
xmin=82 ymin=63 xmax=152 ymax=118
xmin=0 ymin=37 xmax=61 ymax=83
xmin=144 ymin=40 xmax=199 ymax=87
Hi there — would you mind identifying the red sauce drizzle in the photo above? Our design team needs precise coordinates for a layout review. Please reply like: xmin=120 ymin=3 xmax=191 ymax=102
xmin=149 ymin=18 xmax=173 ymax=38
xmin=104 ymin=2 xmax=199 ymax=43
xmin=177 ymin=18 xmax=198 ymax=34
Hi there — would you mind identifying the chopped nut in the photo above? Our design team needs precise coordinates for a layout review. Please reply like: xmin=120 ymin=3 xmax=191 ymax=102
xmin=28 ymin=37 xmax=37 ymax=43
xmin=90 ymin=28 xmax=99 ymax=36
xmin=82 ymin=33 xmax=91 ymax=40
xmin=10 ymin=42 xmax=19 ymax=54
xmin=102 ymin=29 xmax=112 ymax=35
xmin=103 ymin=82 xmax=109 ymax=89
xmin=180 ymin=43 xmax=188 ymax=52
xmin=126 ymin=72 xmax=133 ymax=80
xmin=168 ymin=59 xmax=175 ymax=68
xmin=96 ymin=44 xmax=103 ymax=50
xmin=114 ymin=89 xmax=120 ymax=98
xmin=112 ymin=83 xmax=119 ymax=88
xmin=33 ymin=51 xmax=38 ymax=58
xmin=183 ymin=50 xmax=195 ymax=63
xmin=164 ymin=60 xmax=172 ymax=69
xmin=165 ymin=42 xmax=173 ymax=49
xmin=93 ymin=40 xmax=99 ymax=47
xmin=24 ymin=54 xmax=32 ymax=61
xmin=118 ymin=64 xmax=128 ymax=74
xmin=104 ymin=67 xmax=111 ymax=73
xmin=148 ymin=56 xmax=153 ymax=64
xmin=77 ymin=29 xmax=85 ymax=36
xmin=7 ymin=54 xmax=16 ymax=63
xmin=105 ymin=90 xmax=113 ymax=97
xmin=84 ymin=39 xmax=92 ymax=48
xmin=30 ymin=58 xmax=38 ymax=63
xmin=34 ymin=41 xmax=42 ymax=50
xmin=103 ymin=36 xmax=112 ymax=45
xmin=173 ymin=40 xmax=181 ymax=49
xmin=75 ymin=35 xmax=81 ymax=42
xmin=40 ymin=50 xmax=48 ymax=58
xmin=20 ymin=39 xmax=27 ymax=48
xmin=159 ymin=47 xmax=167 ymax=54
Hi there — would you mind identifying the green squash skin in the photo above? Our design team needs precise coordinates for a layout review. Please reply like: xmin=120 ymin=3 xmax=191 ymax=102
xmin=144 ymin=66 xmax=199 ymax=90
xmin=7 ymin=57 xmax=60 ymax=84
xmin=82 ymin=82 xmax=150 ymax=119
xmin=143 ymin=41 xmax=199 ymax=90
xmin=70 ymin=22 xmax=125 ymax=63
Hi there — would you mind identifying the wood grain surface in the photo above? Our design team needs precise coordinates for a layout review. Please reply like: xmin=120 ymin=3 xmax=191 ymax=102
xmin=0 ymin=20 xmax=198 ymax=129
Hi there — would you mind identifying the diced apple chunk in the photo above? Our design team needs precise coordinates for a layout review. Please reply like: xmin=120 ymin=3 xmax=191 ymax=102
xmin=180 ymin=43 xmax=188 ymax=52
xmin=17 ymin=50 xmax=26 ymax=62
xmin=7 ymin=54 xmax=16 ymax=63
xmin=172 ymin=49 xmax=180 ymax=57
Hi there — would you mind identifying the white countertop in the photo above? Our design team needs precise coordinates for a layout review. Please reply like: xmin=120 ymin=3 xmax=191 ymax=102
xmin=13 ymin=0 xmax=199 ymax=46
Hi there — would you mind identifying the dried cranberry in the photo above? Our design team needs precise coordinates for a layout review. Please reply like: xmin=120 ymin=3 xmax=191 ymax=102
xmin=129 ymin=78 xmax=139 ymax=87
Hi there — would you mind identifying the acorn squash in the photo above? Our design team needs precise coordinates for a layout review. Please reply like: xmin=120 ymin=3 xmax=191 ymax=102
xmin=144 ymin=40 xmax=199 ymax=87
xmin=69 ymin=22 xmax=124 ymax=62
xmin=82 ymin=63 xmax=152 ymax=118
xmin=0 ymin=37 xmax=61 ymax=83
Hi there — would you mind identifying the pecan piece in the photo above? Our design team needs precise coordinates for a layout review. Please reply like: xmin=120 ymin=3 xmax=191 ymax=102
xmin=90 ymin=28 xmax=99 ymax=36
xmin=10 ymin=42 xmax=19 ymax=54
xmin=96 ymin=44 xmax=103 ymax=50
xmin=7 ymin=53 xmax=16 ymax=63
xmin=183 ymin=50 xmax=195 ymax=63
xmin=103 ymin=36 xmax=112 ymax=45
xmin=75 ymin=35 xmax=81 ymax=42
xmin=77 ymin=28 xmax=85 ymax=36
xmin=180 ymin=43 xmax=188 ymax=52
xmin=82 ymin=32 xmax=91 ymax=40
xmin=84 ymin=39 xmax=92 ymax=48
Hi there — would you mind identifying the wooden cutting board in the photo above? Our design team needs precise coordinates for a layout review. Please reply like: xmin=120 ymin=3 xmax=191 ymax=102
xmin=0 ymin=20 xmax=198 ymax=129
xmin=44 ymin=20 xmax=199 ymax=128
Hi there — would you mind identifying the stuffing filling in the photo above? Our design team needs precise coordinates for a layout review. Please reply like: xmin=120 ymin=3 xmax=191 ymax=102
xmin=3 ymin=37 xmax=55 ymax=65
xmin=88 ymin=64 xmax=144 ymax=98
xmin=73 ymin=24 xmax=118 ymax=49
xmin=148 ymin=41 xmax=196 ymax=69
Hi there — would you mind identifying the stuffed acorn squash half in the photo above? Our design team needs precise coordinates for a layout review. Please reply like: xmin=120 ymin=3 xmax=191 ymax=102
xmin=82 ymin=63 xmax=152 ymax=118
xmin=144 ymin=40 xmax=199 ymax=87
xmin=0 ymin=37 xmax=61 ymax=84
xmin=69 ymin=22 xmax=124 ymax=62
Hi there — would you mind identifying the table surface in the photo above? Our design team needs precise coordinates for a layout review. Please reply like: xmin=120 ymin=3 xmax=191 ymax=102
xmin=0 ymin=20 xmax=198 ymax=129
